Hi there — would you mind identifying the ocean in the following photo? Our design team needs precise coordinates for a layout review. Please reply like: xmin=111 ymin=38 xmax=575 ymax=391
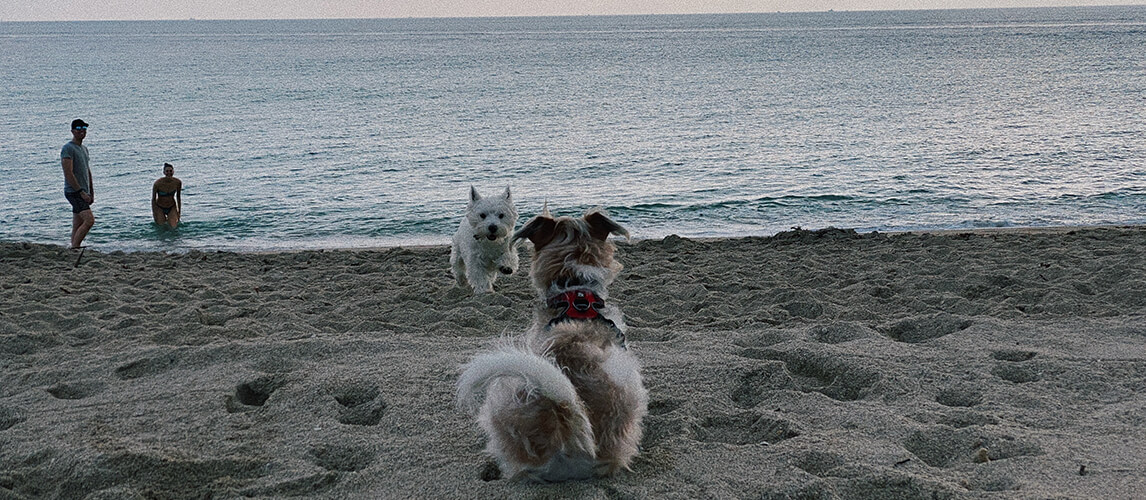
xmin=2 ymin=7 xmax=1145 ymax=253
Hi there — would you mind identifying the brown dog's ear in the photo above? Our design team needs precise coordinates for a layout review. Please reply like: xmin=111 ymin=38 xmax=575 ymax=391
xmin=513 ymin=215 xmax=558 ymax=250
xmin=584 ymin=210 xmax=629 ymax=242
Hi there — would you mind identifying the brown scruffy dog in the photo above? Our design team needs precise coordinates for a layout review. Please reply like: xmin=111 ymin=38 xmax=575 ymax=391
xmin=457 ymin=208 xmax=648 ymax=482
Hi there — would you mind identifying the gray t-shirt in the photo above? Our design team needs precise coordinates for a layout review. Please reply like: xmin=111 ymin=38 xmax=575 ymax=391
xmin=61 ymin=141 xmax=91 ymax=194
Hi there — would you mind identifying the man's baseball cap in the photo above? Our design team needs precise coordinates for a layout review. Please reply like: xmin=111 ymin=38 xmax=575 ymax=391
xmin=71 ymin=119 xmax=89 ymax=129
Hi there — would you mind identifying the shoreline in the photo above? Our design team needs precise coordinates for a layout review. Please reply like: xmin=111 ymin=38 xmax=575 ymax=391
xmin=7 ymin=222 xmax=1146 ymax=256
xmin=2 ymin=225 xmax=1145 ymax=498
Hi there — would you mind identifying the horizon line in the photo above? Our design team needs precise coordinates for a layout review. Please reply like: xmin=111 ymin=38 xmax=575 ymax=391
xmin=3 ymin=4 xmax=1143 ymax=24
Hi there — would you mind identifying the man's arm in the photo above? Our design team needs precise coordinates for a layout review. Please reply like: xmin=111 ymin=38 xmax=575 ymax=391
xmin=62 ymin=158 xmax=83 ymax=191
xmin=62 ymin=158 xmax=92 ymax=201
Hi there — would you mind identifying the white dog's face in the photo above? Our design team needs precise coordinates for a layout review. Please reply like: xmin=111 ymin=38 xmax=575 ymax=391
xmin=466 ymin=186 xmax=518 ymax=241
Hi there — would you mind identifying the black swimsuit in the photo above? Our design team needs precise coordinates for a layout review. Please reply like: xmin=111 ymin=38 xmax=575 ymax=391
xmin=156 ymin=190 xmax=176 ymax=215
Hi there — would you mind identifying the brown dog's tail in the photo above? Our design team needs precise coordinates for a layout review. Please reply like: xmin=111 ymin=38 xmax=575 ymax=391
xmin=457 ymin=346 xmax=597 ymax=481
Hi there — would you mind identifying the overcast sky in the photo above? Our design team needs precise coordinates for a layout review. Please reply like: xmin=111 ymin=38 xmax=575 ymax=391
xmin=2 ymin=0 xmax=1142 ymax=22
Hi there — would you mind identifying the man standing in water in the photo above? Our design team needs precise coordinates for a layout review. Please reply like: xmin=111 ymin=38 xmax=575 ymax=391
xmin=62 ymin=119 xmax=94 ymax=249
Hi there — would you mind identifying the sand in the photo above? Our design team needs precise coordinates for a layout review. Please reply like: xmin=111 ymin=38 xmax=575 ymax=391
xmin=2 ymin=226 xmax=1145 ymax=499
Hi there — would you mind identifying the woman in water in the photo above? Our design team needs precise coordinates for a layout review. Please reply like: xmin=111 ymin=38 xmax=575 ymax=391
xmin=152 ymin=163 xmax=182 ymax=228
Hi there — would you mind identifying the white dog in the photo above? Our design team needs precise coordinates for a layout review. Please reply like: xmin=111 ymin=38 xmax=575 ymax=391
xmin=457 ymin=208 xmax=647 ymax=482
xmin=450 ymin=186 xmax=520 ymax=294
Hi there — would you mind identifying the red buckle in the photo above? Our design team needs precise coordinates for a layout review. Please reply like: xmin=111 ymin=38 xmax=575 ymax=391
xmin=549 ymin=290 xmax=603 ymax=320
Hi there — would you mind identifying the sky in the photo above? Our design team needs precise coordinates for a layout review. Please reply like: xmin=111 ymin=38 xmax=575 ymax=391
xmin=2 ymin=0 xmax=1143 ymax=22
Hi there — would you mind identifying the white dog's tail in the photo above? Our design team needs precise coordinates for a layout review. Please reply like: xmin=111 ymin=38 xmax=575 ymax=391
xmin=457 ymin=346 xmax=597 ymax=481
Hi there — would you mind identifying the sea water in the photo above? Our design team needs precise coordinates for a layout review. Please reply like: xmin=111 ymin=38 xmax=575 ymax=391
xmin=1 ymin=7 xmax=1144 ymax=252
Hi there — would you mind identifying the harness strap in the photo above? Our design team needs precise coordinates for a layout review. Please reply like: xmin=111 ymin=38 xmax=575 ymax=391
xmin=548 ymin=289 xmax=604 ymax=320
xmin=546 ymin=289 xmax=628 ymax=349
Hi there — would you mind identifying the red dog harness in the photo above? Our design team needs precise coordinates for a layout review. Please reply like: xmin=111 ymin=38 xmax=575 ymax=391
xmin=546 ymin=289 xmax=628 ymax=349
xmin=548 ymin=289 xmax=604 ymax=320
xmin=543 ymin=286 xmax=628 ymax=348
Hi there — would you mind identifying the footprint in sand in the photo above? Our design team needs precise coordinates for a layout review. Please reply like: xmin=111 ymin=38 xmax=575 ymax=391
xmin=642 ymin=398 xmax=691 ymax=448
xmin=1 ymin=333 xmax=59 ymax=356
xmin=478 ymin=460 xmax=502 ymax=481
xmin=791 ymin=450 xmax=847 ymax=477
xmin=46 ymin=380 xmax=105 ymax=400
xmin=991 ymin=350 xmax=1038 ymax=362
xmin=879 ymin=313 xmax=972 ymax=343
xmin=903 ymin=427 xmax=1043 ymax=468
xmin=807 ymin=323 xmax=878 ymax=344
xmin=225 ymin=374 xmax=288 ymax=413
xmin=938 ymin=409 xmax=1000 ymax=428
xmin=115 ymin=352 xmax=180 ymax=380
xmin=694 ymin=411 xmax=800 ymax=446
xmin=935 ymin=383 xmax=984 ymax=408
xmin=0 ymin=405 xmax=26 ymax=431
xmin=332 ymin=384 xmax=387 ymax=426
xmin=991 ymin=364 xmax=1042 ymax=383
xmin=83 ymin=451 xmax=275 ymax=498
xmin=309 ymin=444 xmax=376 ymax=472
xmin=731 ymin=364 xmax=796 ymax=409
xmin=990 ymin=350 xmax=1042 ymax=383
xmin=647 ymin=398 xmax=684 ymax=416
xmin=739 ymin=348 xmax=880 ymax=402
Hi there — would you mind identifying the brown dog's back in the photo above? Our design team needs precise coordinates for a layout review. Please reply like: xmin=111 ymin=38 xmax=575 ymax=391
xmin=544 ymin=321 xmax=647 ymax=475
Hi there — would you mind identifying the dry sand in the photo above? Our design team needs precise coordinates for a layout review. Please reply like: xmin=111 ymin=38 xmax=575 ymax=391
xmin=2 ymin=226 xmax=1145 ymax=499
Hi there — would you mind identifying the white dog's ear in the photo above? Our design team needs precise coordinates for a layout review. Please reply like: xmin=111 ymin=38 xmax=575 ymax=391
xmin=513 ymin=215 xmax=558 ymax=250
xmin=502 ymin=186 xmax=511 ymax=201
xmin=470 ymin=186 xmax=482 ymax=203
xmin=584 ymin=210 xmax=629 ymax=242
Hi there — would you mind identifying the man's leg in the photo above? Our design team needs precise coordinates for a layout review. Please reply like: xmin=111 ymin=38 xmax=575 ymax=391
xmin=71 ymin=209 xmax=94 ymax=248
xmin=71 ymin=213 xmax=81 ymax=242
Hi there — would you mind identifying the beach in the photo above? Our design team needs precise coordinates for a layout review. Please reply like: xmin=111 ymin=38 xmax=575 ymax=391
xmin=2 ymin=226 xmax=1145 ymax=499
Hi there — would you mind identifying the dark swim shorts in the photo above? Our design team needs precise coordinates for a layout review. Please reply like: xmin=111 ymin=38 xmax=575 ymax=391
xmin=65 ymin=191 xmax=91 ymax=214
